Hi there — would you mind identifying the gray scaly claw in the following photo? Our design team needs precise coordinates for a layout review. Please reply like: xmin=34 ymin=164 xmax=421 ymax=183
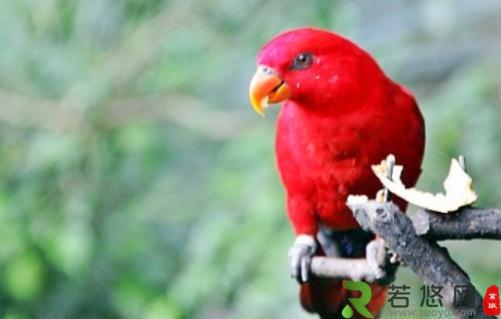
xmin=288 ymin=235 xmax=317 ymax=283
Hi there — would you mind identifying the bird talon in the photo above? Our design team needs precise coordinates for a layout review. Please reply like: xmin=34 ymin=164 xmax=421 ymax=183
xmin=366 ymin=238 xmax=399 ymax=284
xmin=288 ymin=235 xmax=316 ymax=283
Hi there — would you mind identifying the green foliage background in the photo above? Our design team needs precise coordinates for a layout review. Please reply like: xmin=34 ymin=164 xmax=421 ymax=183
xmin=0 ymin=0 xmax=499 ymax=318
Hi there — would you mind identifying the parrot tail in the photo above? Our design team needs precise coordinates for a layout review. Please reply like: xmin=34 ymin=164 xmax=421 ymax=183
xmin=299 ymin=228 xmax=388 ymax=318
xmin=300 ymin=279 xmax=387 ymax=319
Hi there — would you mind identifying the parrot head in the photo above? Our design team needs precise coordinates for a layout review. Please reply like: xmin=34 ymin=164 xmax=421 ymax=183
xmin=249 ymin=27 xmax=383 ymax=116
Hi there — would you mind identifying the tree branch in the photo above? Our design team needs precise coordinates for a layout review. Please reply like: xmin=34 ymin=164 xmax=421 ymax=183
xmin=310 ymin=200 xmax=497 ymax=319
xmin=412 ymin=207 xmax=501 ymax=241
xmin=311 ymin=237 xmax=398 ymax=285
xmin=311 ymin=257 xmax=377 ymax=282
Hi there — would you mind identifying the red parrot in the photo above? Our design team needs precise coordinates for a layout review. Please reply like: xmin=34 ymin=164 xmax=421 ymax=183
xmin=249 ymin=28 xmax=425 ymax=318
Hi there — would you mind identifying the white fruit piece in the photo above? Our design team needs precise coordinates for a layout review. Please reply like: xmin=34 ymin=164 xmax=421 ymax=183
xmin=371 ymin=157 xmax=478 ymax=213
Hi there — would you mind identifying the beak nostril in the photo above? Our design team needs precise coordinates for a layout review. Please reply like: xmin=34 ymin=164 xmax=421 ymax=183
xmin=260 ymin=66 xmax=276 ymax=75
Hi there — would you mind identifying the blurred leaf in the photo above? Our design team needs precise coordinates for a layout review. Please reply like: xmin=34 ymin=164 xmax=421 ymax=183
xmin=4 ymin=251 xmax=44 ymax=301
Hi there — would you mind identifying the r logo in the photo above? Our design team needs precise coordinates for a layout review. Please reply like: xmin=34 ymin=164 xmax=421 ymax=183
xmin=341 ymin=280 xmax=374 ymax=318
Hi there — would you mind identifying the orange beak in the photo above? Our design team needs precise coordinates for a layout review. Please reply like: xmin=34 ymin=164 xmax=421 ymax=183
xmin=249 ymin=66 xmax=291 ymax=116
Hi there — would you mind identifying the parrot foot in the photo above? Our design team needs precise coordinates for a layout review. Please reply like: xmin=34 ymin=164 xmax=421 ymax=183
xmin=288 ymin=235 xmax=316 ymax=283
xmin=365 ymin=238 xmax=399 ymax=285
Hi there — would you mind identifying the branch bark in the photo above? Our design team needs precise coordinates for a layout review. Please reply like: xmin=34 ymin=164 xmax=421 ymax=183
xmin=412 ymin=207 xmax=501 ymax=241
xmin=311 ymin=257 xmax=377 ymax=282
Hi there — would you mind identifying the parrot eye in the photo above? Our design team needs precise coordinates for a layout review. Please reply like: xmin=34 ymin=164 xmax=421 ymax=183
xmin=291 ymin=52 xmax=314 ymax=70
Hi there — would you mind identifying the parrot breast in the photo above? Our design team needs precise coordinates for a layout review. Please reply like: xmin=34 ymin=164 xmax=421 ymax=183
xmin=275 ymin=81 xmax=425 ymax=233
